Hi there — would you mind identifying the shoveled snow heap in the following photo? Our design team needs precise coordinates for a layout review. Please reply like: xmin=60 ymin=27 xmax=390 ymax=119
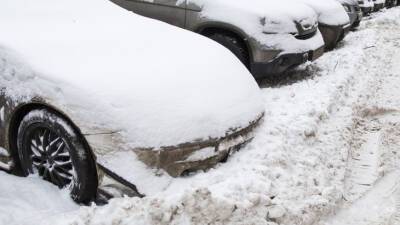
xmin=0 ymin=0 xmax=264 ymax=149
xmin=0 ymin=6 xmax=397 ymax=225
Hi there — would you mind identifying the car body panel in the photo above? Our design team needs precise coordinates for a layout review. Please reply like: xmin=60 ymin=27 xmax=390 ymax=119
xmin=111 ymin=0 xmax=325 ymax=78
xmin=110 ymin=0 xmax=186 ymax=27
xmin=337 ymin=0 xmax=363 ymax=28
xmin=0 ymin=0 xmax=265 ymax=189
xmin=285 ymin=0 xmax=351 ymax=49
xmin=358 ymin=0 xmax=374 ymax=15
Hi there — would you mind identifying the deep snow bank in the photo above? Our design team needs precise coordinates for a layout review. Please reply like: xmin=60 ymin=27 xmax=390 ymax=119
xmin=0 ymin=172 xmax=77 ymax=225
xmin=2 ymin=7 xmax=400 ymax=225
xmin=42 ymin=7 xmax=400 ymax=225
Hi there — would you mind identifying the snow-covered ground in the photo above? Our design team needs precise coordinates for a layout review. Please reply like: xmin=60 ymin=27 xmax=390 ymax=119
xmin=1 ymin=7 xmax=400 ymax=225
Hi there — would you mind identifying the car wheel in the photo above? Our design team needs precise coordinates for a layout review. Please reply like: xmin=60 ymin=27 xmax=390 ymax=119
xmin=17 ymin=109 xmax=98 ymax=203
xmin=352 ymin=20 xmax=361 ymax=28
xmin=208 ymin=33 xmax=249 ymax=68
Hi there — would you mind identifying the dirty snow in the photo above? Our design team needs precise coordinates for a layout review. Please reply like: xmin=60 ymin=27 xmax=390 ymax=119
xmin=1 ymin=6 xmax=400 ymax=225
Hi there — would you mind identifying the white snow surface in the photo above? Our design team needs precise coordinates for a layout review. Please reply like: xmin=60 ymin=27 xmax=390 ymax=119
xmin=287 ymin=0 xmax=350 ymax=26
xmin=0 ymin=172 xmax=78 ymax=225
xmin=2 ymin=7 xmax=400 ymax=225
xmin=0 ymin=0 xmax=264 ymax=149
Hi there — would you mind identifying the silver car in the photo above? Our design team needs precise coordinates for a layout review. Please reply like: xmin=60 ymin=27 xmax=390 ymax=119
xmin=111 ymin=0 xmax=325 ymax=79
xmin=338 ymin=0 xmax=363 ymax=28
xmin=0 ymin=0 xmax=265 ymax=202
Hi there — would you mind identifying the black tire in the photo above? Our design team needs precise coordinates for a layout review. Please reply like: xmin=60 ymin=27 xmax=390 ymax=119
xmin=207 ymin=33 xmax=249 ymax=68
xmin=17 ymin=109 xmax=98 ymax=203
xmin=352 ymin=20 xmax=361 ymax=29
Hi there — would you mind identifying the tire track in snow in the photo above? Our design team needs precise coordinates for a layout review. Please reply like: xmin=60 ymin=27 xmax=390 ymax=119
xmin=324 ymin=172 xmax=399 ymax=225
xmin=320 ymin=10 xmax=400 ymax=224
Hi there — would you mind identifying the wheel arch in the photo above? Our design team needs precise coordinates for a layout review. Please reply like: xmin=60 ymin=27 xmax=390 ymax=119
xmin=8 ymin=102 xmax=98 ymax=177
xmin=195 ymin=23 xmax=253 ymax=66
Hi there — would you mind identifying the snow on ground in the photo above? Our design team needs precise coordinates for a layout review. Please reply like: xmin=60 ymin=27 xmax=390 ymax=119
xmin=1 ymin=7 xmax=400 ymax=225
xmin=0 ymin=172 xmax=77 ymax=225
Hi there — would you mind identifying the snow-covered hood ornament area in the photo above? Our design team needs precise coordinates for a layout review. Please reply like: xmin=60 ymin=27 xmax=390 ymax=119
xmin=0 ymin=0 xmax=264 ymax=187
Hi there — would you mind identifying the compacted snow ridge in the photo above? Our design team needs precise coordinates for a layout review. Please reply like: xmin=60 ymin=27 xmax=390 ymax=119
xmin=2 ymin=6 xmax=400 ymax=225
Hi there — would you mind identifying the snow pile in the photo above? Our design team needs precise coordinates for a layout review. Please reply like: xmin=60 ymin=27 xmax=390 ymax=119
xmin=0 ymin=0 xmax=264 ymax=149
xmin=287 ymin=0 xmax=350 ymax=26
xmin=0 ymin=172 xmax=77 ymax=225
xmin=39 ymin=7 xmax=400 ymax=225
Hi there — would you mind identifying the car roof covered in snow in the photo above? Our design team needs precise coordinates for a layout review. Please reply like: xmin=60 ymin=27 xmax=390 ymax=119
xmin=0 ymin=0 xmax=264 ymax=149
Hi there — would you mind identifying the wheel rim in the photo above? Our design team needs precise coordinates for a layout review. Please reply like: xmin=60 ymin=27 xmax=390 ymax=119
xmin=27 ymin=127 xmax=74 ymax=188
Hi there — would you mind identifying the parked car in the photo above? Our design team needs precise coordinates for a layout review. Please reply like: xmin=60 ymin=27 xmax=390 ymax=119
xmin=385 ymin=0 xmax=397 ymax=7
xmin=111 ymin=0 xmax=326 ymax=79
xmin=0 ymin=0 xmax=265 ymax=202
xmin=358 ymin=0 xmax=375 ymax=15
xmin=337 ymin=0 xmax=363 ymax=28
xmin=286 ymin=0 xmax=351 ymax=50
xmin=373 ymin=0 xmax=386 ymax=10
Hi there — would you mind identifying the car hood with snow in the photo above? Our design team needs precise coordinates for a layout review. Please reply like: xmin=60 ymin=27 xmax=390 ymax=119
xmin=189 ymin=0 xmax=319 ymax=35
xmin=0 ymin=0 xmax=264 ymax=151
xmin=287 ymin=0 xmax=350 ymax=26
xmin=185 ymin=0 xmax=324 ymax=55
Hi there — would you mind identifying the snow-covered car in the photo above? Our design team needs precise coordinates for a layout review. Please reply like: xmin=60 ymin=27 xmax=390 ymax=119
xmin=287 ymin=0 xmax=351 ymax=50
xmin=385 ymin=0 xmax=397 ymax=7
xmin=358 ymin=0 xmax=375 ymax=15
xmin=337 ymin=0 xmax=363 ymax=28
xmin=0 ymin=0 xmax=265 ymax=203
xmin=111 ymin=0 xmax=326 ymax=79
xmin=373 ymin=0 xmax=386 ymax=10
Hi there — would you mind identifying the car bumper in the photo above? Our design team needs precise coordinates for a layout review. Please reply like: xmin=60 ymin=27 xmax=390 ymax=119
xmin=319 ymin=24 xmax=350 ymax=50
xmin=133 ymin=114 xmax=264 ymax=177
xmin=361 ymin=6 xmax=374 ymax=15
xmin=250 ymin=45 xmax=325 ymax=79
xmin=374 ymin=3 xmax=385 ymax=11
xmin=347 ymin=11 xmax=363 ymax=28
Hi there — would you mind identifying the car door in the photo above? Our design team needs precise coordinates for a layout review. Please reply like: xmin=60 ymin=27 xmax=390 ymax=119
xmin=110 ymin=0 xmax=187 ymax=28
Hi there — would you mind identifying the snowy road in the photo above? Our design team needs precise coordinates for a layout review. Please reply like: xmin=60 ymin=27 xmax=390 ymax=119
xmin=1 ymin=7 xmax=400 ymax=225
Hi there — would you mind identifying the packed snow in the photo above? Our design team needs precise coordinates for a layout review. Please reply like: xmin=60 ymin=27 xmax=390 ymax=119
xmin=1 ymin=6 xmax=400 ymax=225
xmin=0 ymin=0 xmax=264 ymax=150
